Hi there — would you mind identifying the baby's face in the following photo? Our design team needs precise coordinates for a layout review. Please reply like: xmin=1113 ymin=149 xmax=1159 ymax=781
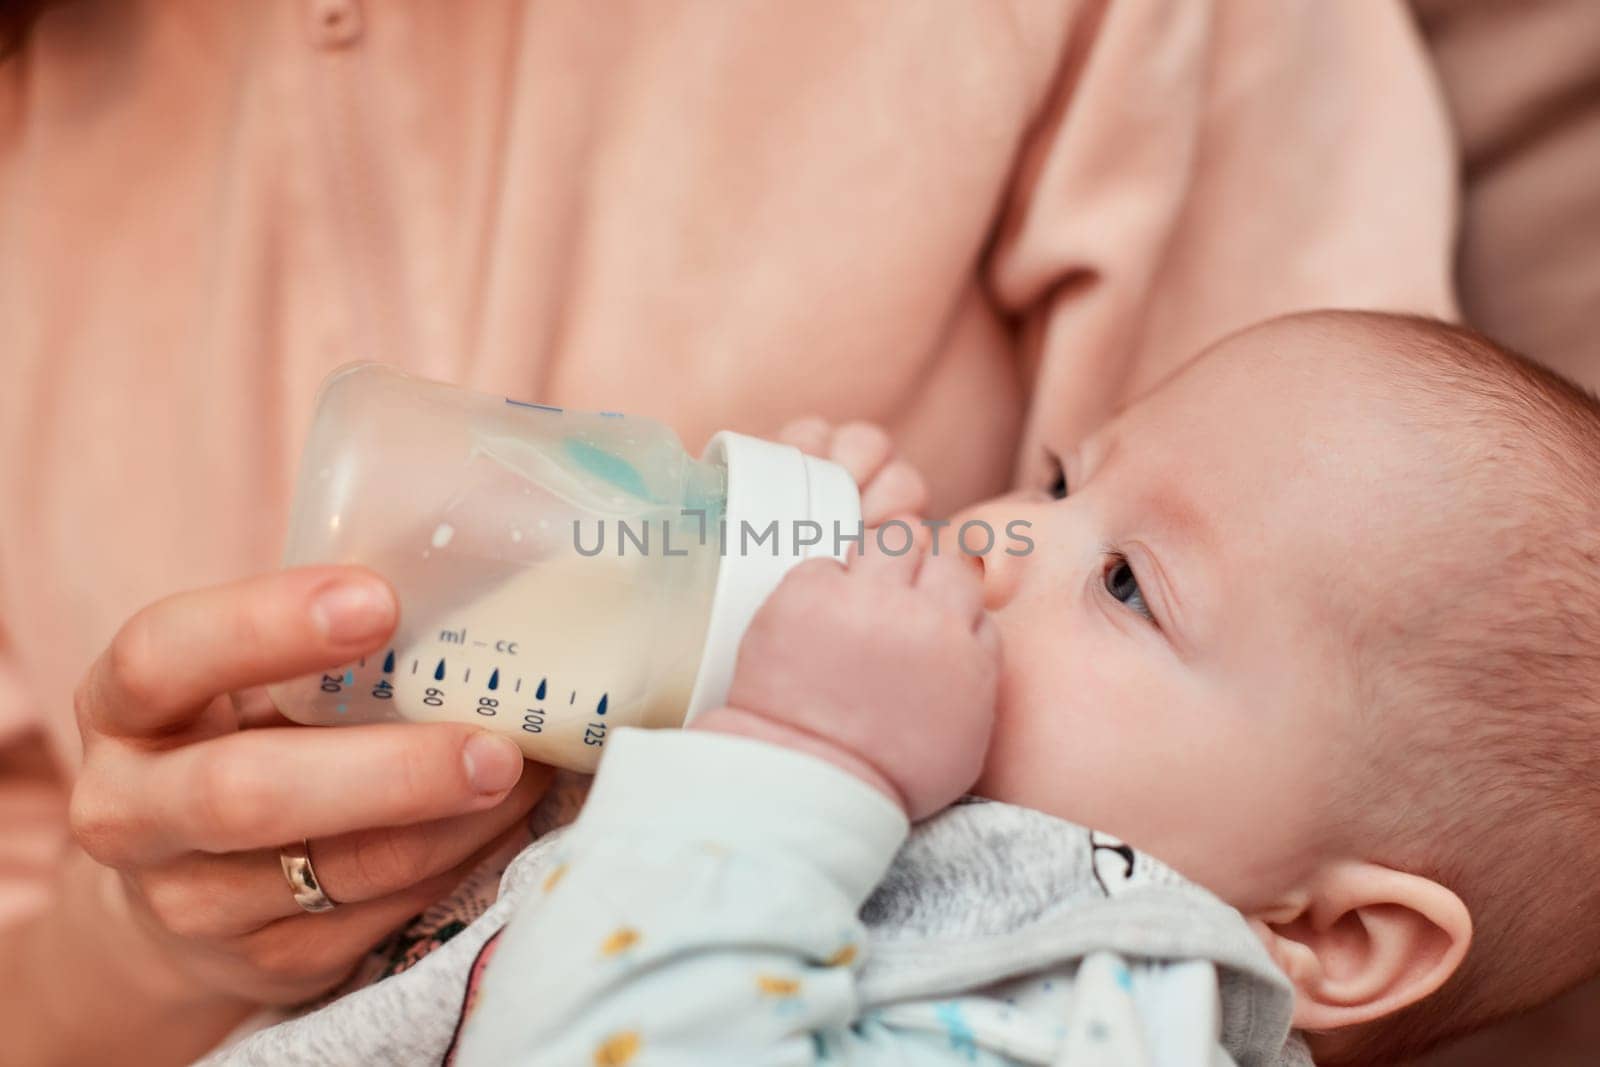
xmin=959 ymin=324 xmax=1432 ymax=911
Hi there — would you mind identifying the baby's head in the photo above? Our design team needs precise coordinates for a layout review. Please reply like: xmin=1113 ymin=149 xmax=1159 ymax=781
xmin=959 ymin=311 xmax=1600 ymax=1061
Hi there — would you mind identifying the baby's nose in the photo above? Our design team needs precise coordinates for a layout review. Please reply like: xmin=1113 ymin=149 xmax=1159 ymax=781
xmin=972 ymin=544 xmax=1022 ymax=610
xmin=945 ymin=514 xmax=1022 ymax=611
xmin=958 ymin=551 xmax=1011 ymax=611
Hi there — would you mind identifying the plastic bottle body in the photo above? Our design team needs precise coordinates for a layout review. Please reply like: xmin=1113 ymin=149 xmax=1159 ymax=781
xmin=268 ymin=364 xmax=726 ymax=770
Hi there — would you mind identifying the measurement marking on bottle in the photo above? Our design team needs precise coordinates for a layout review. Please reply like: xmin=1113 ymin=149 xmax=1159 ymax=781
xmin=336 ymin=703 xmax=348 ymax=715
xmin=383 ymin=650 xmax=396 ymax=673
xmin=488 ymin=669 xmax=500 ymax=691
xmin=463 ymin=668 xmax=472 ymax=683
xmin=343 ymin=671 xmax=355 ymax=686
xmin=411 ymin=659 xmax=419 ymax=674
xmin=536 ymin=679 xmax=548 ymax=701
xmin=505 ymin=397 xmax=564 ymax=413
xmin=569 ymin=691 xmax=576 ymax=704
xmin=434 ymin=659 xmax=447 ymax=681
xmin=514 ymin=678 xmax=523 ymax=693
xmin=596 ymin=694 xmax=608 ymax=716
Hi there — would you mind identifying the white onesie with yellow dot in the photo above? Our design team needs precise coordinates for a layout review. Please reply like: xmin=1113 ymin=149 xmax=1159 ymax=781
xmin=453 ymin=728 xmax=1312 ymax=1067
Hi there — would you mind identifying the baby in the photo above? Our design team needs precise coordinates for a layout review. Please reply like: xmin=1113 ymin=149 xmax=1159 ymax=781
xmin=452 ymin=310 xmax=1600 ymax=1065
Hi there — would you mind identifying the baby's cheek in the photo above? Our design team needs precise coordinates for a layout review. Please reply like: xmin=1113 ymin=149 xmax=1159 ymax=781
xmin=972 ymin=634 xmax=1233 ymax=863
xmin=972 ymin=648 xmax=1125 ymax=817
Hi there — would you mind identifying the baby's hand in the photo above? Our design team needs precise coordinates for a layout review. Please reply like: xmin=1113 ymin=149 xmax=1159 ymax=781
xmin=694 ymin=542 xmax=1000 ymax=820
xmin=777 ymin=418 xmax=929 ymax=526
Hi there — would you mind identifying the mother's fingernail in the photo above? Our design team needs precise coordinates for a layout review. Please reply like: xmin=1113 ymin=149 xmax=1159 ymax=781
xmin=463 ymin=732 xmax=524 ymax=795
xmin=310 ymin=579 xmax=396 ymax=643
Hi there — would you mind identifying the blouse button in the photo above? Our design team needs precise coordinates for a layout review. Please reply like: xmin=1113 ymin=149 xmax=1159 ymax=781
xmin=307 ymin=0 xmax=363 ymax=49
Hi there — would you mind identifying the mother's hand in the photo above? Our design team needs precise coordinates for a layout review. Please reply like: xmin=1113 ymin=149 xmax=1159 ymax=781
xmin=68 ymin=567 xmax=549 ymax=1006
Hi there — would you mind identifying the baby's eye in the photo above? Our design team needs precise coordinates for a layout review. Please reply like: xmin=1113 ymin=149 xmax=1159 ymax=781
xmin=1103 ymin=555 xmax=1152 ymax=621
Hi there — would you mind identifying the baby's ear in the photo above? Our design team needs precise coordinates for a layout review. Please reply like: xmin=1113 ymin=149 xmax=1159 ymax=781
xmin=1248 ymin=862 xmax=1471 ymax=1032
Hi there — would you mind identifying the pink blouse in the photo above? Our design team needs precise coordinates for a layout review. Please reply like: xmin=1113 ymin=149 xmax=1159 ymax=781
xmin=0 ymin=0 xmax=1455 ymax=922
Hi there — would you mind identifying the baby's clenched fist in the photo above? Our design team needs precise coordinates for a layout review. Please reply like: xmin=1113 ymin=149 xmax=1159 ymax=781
xmin=694 ymin=541 xmax=1000 ymax=820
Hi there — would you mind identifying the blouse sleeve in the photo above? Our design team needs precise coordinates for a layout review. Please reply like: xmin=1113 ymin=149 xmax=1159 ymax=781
xmin=989 ymin=0 xmax=1457 ymax=482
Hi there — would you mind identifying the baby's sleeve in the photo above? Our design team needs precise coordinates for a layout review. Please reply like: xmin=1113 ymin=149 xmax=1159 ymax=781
xmin=451 ymin=727 xmax=1017 ymax=1066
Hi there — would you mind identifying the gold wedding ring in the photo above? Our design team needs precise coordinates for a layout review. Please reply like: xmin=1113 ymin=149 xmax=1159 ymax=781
xmin=278 ymin=839 xmax=336 ymax=913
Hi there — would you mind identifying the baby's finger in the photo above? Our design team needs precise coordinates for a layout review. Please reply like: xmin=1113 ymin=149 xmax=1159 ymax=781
xmin=848 ymin=523 xmax=926 ymax=585
xmin=914 ymin=548 xmax=987 ymax=625
xmin=776 ymin=417 xmax=832 ymax=457
xmin=829 ymin=422 xmax=895 ymax=489
xmin=860 ymin=459 xmax=929 ymax=526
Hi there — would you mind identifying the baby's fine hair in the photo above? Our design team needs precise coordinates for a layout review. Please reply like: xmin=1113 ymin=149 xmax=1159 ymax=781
xmin=1309 ymin=311 xmax=1600 ymax=1063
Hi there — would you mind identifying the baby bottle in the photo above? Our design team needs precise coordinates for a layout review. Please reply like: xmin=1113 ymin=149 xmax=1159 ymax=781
xmin=268 ymin=363 xmax=861 ymax=771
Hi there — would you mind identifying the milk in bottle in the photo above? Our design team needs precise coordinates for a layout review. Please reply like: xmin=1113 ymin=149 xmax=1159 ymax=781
xmin=268 ymin=364 xmax=860 ymax=771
